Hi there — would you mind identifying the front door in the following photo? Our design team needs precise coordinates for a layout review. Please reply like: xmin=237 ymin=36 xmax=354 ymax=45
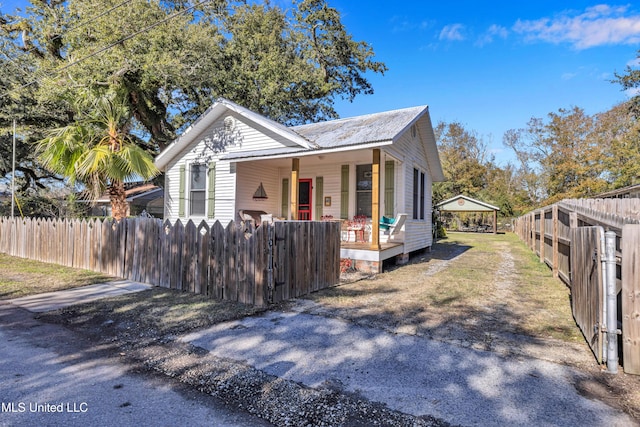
xmin=298 ymin=179 xmax=312 ymax=220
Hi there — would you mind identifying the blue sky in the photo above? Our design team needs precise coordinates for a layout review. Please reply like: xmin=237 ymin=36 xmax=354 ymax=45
xmin=2 ymin=1 xmax=640 ymax=166
xmin=327 ymin=1 xmax=640 ymax=165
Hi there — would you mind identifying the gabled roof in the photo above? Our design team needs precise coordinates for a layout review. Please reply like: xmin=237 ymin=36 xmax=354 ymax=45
xmin=292 ymin=105 xmax=428 ymax=148
xmin=155 ymin=99 xmax=444 ymax=181
xmin=436 ymin=195 xmax=500 ymax=212
xmin=155 ymin=98 xmax=314 ymax=170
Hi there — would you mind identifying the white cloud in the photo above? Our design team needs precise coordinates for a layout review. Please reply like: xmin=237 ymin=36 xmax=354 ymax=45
xmin=476 ymin=24 xmax=509 ymax=46
xmin=390 ymin=16 xmax=433 ymax=33
xmin=512 ymin=4 xmax=640 ymax=49
xmin=627 ymin=58 xmax=640 ymax=67
xmin=439 ymin=23 xmax=466 ymax=41
xmin=626 ymin=87 xmax=640 ymax=97
xmin=562 ymin=72 xmax=577 ymax=80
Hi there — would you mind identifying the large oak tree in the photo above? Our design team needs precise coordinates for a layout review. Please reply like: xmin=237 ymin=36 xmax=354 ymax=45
xmin=0 ymin=0 xmax=386 ymax=202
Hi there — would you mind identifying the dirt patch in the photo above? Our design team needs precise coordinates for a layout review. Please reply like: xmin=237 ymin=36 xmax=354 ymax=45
xmin=305 ymin=233 xmax=585 ymax=356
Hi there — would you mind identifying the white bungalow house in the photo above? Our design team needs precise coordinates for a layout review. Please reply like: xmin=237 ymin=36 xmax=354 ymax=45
xmin=154 ymin=98 xmax=444 ymax=273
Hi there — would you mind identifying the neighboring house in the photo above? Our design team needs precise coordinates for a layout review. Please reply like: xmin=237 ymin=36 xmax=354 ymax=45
xmin=87 ymin=182 xmax=164 ymax=218
xmin=596 ymin=183 xmax=640 ymax=199
xmin=154 ymin=98 xmax=444 ymax=272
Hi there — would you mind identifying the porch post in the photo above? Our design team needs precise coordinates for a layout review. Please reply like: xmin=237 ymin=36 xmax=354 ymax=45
xmin=493 ymin=209 xmax=497 ymax=234
xmin=371 ymin=149 xmax=381 ymax=250
xmin=290 ymin=158 xmax=299 ymax=220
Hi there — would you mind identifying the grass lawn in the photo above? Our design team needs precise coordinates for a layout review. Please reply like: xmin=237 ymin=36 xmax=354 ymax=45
xmin=305 ymin=231 xmax=583 ymax=345
xmin=0 ymin=254 xmax=114 ymax=300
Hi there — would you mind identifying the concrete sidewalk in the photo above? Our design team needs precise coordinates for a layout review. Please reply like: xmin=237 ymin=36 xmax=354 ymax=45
xmin=6 ymin=280 xmax=153 ymax=313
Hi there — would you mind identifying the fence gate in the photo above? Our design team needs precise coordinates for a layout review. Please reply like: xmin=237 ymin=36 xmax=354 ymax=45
xmin=570 ymin=226 xmax=604 ymax=363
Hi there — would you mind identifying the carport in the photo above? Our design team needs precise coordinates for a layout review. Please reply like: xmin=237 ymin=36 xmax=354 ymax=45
xmin=435 ymin=195 xmax=500 ymax=234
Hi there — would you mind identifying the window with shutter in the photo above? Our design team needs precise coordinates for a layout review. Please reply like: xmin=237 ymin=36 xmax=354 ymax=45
xmin=207 ymin=162 xmax=216 ymax=219
xmin=315 ymin=176 xmax=324 ymax=219
xmin=340 ymin=165 xmax=349 ymax=219
xmin=384 ymin=161 xmax=394 ymax=217
xmin=190 ymin=164 xmax=206 ymax=216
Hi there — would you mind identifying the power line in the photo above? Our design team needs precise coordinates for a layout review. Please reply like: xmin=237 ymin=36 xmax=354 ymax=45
xmin=1 ymin=0 xmax=133 ymax=65
xmin=0 ymin=0 xmax=213 ymax=101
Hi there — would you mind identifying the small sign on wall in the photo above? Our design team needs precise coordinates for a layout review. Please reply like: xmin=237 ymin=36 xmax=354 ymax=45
xmin=324 ymin=196 xmax=331 ymax=207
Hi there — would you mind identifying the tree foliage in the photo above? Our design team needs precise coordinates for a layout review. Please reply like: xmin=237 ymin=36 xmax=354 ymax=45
xmin=594 ymin=102 xmax=640 ymax=189
xmin=36 ymin=92 xmax=159 ymax=220
xmin=504 ymin=103 xmax=640 ymax=206
xmin=613 ymin=50 xmax=640 ymax=118
xmin=1 ymin=0 xmax=385 ymax=147
xmin=0 ymin=0 xmax=386 ymax=206
xmin=433 ymin=121 xmax=489 ymax=202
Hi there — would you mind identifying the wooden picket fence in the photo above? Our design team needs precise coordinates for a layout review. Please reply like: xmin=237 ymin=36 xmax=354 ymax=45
xmin=0 ymin=216 xmax=341 ymax=306
xmin=514 ymin=199 xmax=640 ymax=375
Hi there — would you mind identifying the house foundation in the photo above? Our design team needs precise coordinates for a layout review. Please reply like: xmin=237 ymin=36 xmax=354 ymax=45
xmin=395 ymin=253 xmax=410 ymax=265
xmin=353 ymin=259 xmax=382 ymax=274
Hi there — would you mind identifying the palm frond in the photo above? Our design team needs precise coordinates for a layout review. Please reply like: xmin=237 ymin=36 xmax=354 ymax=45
xmin=34 ymin=92 xmax=158 ymax=220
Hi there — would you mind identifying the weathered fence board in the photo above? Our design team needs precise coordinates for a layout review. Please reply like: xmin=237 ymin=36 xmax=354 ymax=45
xmin=209 ymin=221 xmax=225 ymax=300
xmin=622 ymin=224 xmax=640 ymax=375
xmin=515 ymin=199 xmax=640 ymax=375
xmin=0 ymin=216 xmax=340 ymax=307
xmin=570 ymin=226 xmax=603 ymax=363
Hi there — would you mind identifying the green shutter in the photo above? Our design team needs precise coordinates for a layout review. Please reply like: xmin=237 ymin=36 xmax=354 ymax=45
xmin=315 ymin=176 xmax=324 ymax=219
xmin=207 ymin=162 xmax=216 ymax=219
xmin=384 ymin=160 xmax=395 ymax=217
xmin=340 ymin=165 xmax=349 ymax=219
xmin=281 ymin=178 xmax=289 ymax=218
xmin=178 ymin=164 xmax=186 ymax=217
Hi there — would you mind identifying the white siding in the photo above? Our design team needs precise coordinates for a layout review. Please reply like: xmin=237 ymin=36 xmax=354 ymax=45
xmin=273 ymin=162 xmax=342 ymax=220
xmin=383 ymin=116 xmax=435 ymax=253
xmin=296 ymin=153 xmax=401 ymax=224
xmin=298 ymin=163 xmax=342 ymax=220
xmin=164 ymin=113 xmax=305 ymax=225
xmin=235 ymin=162 xmax=280 ymax=219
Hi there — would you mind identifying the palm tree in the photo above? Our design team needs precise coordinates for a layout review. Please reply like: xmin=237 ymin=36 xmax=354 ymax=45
xmin=36 ymin=92 xmax=159 ymax=220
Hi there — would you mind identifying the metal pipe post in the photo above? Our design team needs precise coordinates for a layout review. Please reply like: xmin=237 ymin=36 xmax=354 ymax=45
xmin=599 ymin=227 xmax=607 ymax=363
xmin=605 ymin=231 xmax=619 ymax=374
xmin=11 ymin=119 xmax=16 ymax=218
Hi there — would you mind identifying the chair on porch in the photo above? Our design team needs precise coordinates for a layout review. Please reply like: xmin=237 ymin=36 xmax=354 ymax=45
xmin=346 ymin=215 xmax=367 ymax=242
xmin=237 ymin=210 xmax=274 ymax=235
xmin=380 ymin=213 xmax=407 ymax=242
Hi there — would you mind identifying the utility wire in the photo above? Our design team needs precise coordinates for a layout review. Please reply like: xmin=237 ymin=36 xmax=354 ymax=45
xmin=0 ymin=0 xmax=133 ymax=64
xmin=0 ymin=0 xmax=213 ymax=101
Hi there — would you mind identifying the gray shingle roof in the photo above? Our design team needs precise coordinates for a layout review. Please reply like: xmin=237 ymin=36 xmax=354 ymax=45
xmin=292 ymin=105 xmax=427 ymax=148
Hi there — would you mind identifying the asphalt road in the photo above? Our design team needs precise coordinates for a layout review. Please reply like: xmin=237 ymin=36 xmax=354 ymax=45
xmin=0 ymin=303 xmax=271 ymax=427
xmin=182 ymin=300 xmax=637 ymax=427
